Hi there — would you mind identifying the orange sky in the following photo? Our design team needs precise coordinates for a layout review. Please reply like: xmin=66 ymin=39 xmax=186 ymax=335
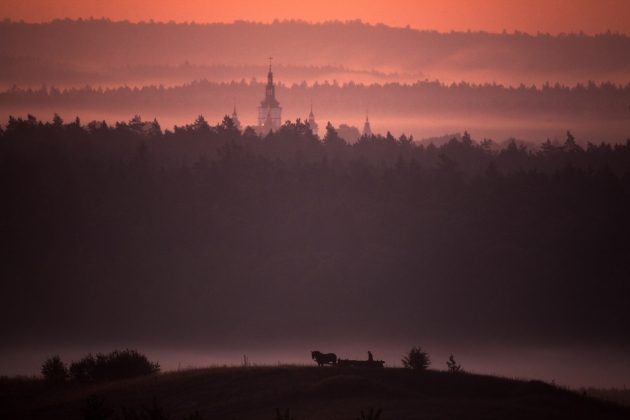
xmin=1 ymin=0 xmax=629 ymax=34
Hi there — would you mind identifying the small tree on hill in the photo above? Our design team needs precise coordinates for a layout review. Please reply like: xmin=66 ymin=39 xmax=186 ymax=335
xmin=446 ymin=354 xmax=463 ymax=373
xmin=402 ymin=346 xmax=430 ymax=371
xmin=41 ymin=355 xmax=68 ymax=384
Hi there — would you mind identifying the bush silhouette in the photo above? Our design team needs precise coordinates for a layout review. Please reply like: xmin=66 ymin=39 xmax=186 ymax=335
xmin=70 ymin=354 xmax=97 ymax=382
xmin=41 ymin=355 xmax=68 ymax=384
xmin=446 ymin=354 xmax=463 ymax=373
xmin=402 ymin=346 xmax=430 ymax=371
xmin=70 ymin=349 xmax=159 ymax=382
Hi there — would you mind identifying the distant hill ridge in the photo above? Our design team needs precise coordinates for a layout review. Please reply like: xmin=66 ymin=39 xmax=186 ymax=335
xmin=1 ymin=20 xmax=629 ymax=86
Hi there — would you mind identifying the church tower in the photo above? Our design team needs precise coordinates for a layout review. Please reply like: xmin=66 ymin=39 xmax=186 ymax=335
xmin=362 ymin=112 xmax=372 ymax=137
xmin=258 ymin=58 xmax=282 ymax=133
xmin=231 ymin=105 xmax=242 ymax=131
xmin=307 ymin=102 xmax=318 ymax=136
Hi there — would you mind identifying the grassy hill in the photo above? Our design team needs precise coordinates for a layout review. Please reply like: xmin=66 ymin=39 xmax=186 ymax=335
xmin=1 ymin=366 xmax=629 ymax=420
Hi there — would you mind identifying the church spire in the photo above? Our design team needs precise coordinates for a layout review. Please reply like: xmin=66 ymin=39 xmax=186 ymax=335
xmin=257 ymin=58 xmax=282 ymax=133
xmin=231 ymin=104 xmax=241 ymax=131
xmin=362 ymin=110 xmax=372 ymax=137
xmin=263 ymin=56 xmax=278 ymax=105
xmin=307 ymin=101 xmax=318 ymax=137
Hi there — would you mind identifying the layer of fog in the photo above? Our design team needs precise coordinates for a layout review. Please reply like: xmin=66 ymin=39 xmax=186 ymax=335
xmin=3 ymin=108 xmax=628 ymax=145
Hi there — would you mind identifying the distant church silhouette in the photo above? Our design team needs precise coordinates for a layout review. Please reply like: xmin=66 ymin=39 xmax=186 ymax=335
xmin=362 ymin=112 xmax=372 ymax=137
xmin=257 ymin=57 xmax=283 ymax=133
xmin=231 ymin=105 xmax=242 ymax=131
xmin=308 ymin=102 xmax=319 ymax=137
xmin=233 ymin=59 xmax=320 ymax=136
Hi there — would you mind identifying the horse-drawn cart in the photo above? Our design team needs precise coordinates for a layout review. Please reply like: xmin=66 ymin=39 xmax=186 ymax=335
xmin=336 ymin=358 xmax=385 ymax=368
xmin=311 ymin=351 xmax=385 ymax=368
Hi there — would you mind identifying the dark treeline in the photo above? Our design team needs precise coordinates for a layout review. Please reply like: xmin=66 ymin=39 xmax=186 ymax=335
xmin=1 ymin=114 xmax=630 ymax=349
xmin=2 ymin=79 xmax=629 ymax=120
xmin=2 ymin=20 xmax=629 ymax=85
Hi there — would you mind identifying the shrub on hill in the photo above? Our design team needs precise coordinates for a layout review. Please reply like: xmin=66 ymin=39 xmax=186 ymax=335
xmin=402 ymin=346 xmax=431 ymax=371
xmin=70 ymin=354 xmax=97 ymax=382
xmin=70 ymin=349 xmax=159 ymax=382
xmin=446 ymin=354 xmax=463 ymax=373
xmin=41 ymin=355 xmax=68 ymax=384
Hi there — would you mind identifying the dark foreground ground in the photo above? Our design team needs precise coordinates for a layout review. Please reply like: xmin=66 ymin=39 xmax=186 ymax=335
xmin=1 ymin=366 xmax=629 ymax=420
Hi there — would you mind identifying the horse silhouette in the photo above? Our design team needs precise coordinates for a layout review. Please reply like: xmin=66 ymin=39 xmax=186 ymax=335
xmin=311 ymin=351 xmax=337 ymax=366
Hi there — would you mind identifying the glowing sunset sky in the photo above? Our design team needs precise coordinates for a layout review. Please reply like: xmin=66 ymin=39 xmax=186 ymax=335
xmin=1 ymin=0 xmax=629 ymax=34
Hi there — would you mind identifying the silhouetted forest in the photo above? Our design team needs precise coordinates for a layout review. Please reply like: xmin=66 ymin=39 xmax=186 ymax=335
xmin=1 ymin=20 xmax=629 ymax=86
xmin=1 ymin=114 xmax=629 ymax=350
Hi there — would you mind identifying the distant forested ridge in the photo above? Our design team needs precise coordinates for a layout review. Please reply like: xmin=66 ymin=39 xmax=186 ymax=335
xmin=1 ymin=114 xmax=629 ymax=349
xmin=3 ymin=19 xmax=628 ymax=143
xmin=2 ymin=79 xmax=629 ymax=120
xmin=1 ymin=19 xmax=629 ymax=86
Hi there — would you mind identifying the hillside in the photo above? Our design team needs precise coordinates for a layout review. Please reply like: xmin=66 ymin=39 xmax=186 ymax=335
xmin=1 ymin=367 xmax=629 ymax=419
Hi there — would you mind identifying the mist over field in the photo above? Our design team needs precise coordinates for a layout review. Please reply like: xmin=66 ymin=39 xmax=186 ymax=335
xmin=4 ymin=79 xmax=629 ymax=143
